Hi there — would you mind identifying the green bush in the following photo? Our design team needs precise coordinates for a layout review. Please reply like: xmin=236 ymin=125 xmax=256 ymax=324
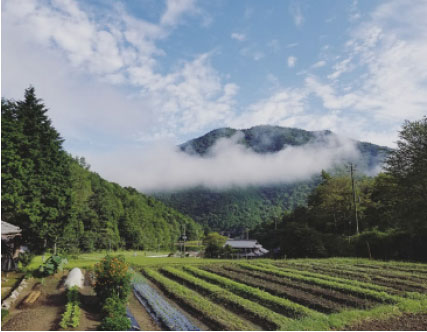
xmin=38 ymin=255 xmax=67 ymax=276
xmin=98 ymin=296 xmax=130 ymax=331
xmin=94 ymin=255 xmax=131 ymax=304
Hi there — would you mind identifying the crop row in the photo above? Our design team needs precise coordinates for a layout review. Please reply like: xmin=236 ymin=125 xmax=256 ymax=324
xmin=218 ymin=264 xmax=376 ymax=309
xmin=290 ymin=261 xmax=427 ymax=283
xmin=142 ymin=268 xmax=255 ymax=331
xmin=284 ymin=263 xmax=427 ymax=293
xmin=238 ymin=263 xmax=399 ymax=303
xmin=262 ymin=262 xmax=392 ymax=293
xmin=160 ymin=266 xmax=290 ymax=330
xmin=203 ymin=264 xmax=348 ymax=313
xmin=183 ymin=265 xmax=321 ymax=320
xmin=133 ymin=281 xmax=199 ymax=331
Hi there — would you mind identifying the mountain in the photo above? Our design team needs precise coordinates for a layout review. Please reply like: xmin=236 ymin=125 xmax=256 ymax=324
xmin=155 ymin=125 xmax=391 ymax=235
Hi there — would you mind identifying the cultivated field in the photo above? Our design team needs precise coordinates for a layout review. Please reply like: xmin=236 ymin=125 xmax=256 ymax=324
xmin=9 ymin=254 xmax=427 ymax=330
xmin=139 ymin=258 xmax=427 ymax=330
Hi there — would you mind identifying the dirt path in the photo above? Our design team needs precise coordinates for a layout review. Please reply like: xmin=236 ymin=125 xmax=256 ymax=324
xmin=2 ymin=275 xmax=66 ymax=331
xmin=346 ymin=313 xmax=427 ymax=331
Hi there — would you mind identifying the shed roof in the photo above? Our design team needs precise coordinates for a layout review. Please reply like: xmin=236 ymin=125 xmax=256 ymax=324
xmin=1 ymin=221 xmax=22 ymax=235
xmin=225 ymin=240 xmax=259 ymax=249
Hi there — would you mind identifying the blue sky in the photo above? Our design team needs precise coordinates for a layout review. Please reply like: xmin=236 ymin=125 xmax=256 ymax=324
xmin=2 ymin=0 xmax=427 ymax=189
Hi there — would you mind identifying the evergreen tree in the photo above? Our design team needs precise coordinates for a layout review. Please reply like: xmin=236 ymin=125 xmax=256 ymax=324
xmin=2 ymin=87 xmax=71 ymax=251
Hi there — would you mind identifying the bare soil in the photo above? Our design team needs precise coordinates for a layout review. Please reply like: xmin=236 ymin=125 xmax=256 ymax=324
xmin=2 ymin=274 xmax=66 ymax=331
xmin=346 ymin=313 xmax=427 ymax=331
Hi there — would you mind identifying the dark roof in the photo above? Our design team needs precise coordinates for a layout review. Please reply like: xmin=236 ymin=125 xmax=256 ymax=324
xmin=1 ymin=221 xmax=22 ymax=235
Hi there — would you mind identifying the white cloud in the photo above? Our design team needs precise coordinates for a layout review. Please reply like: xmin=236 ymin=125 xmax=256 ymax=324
xmin=231 ymin=88 xmax=307 ymax=128
xmin=90 ymin=133 xmax=359 ymax=192
xmin=2 ymin=0 xmax=238 ymax=142
xmin=312 ymin=60 xmax=326 ymax=68
xmin=287 ymin=56 xmax=297 ymax=68
xmin=231 ymin=32 xmax=246 ymax=41
xmin=160 ymin=0 xmax=197 ymax=26
xmin=289 ymin=1 xmax=304 ymax=27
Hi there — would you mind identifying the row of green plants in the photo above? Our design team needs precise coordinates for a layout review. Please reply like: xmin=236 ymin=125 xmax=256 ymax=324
xmin=161 ymin=265 xmax=291 ymax=330
xmin=60 ymin=286 xmax=80 ymax=329
xmin=287 ymin=261 xmax=427 ymax=282
xmin=263 ymin=263 xmax=391 ymax=293
xmin=183 ymin=265 xmax=320 ymax=319
xmin=287 ymin=263 xmax=426 ymax=292
xmin=239 ymin=263 xmax=398 ymax=303
xmin=218 ymin=264 xmax=374 ymax=309
xmin=143 ymin=267 xmax=254 ymax=331
xmin=94 ymin=256 xmax=131 ymax=331
xmin=206 ymin=265 xmax=344 ymax=313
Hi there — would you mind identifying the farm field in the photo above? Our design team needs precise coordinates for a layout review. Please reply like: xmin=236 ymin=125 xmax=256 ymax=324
xmin=5 ymin=255 xmax=427 ymax=330
xmin=138 ymin=258 xmax=427 ymax=331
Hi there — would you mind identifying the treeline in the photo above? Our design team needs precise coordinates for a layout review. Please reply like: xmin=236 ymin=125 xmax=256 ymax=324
xmin=253 ymin=117 xmax=427 ymax=261
xmin=1 ymin=87 xmax=202 ymax=253
xmin=156 ymin=182 xmax=315 ymax=234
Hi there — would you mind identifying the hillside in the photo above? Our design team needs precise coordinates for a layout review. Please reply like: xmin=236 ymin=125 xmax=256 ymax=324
xmin=156 ymin=125 xmax=391 ymax=234
xmin=1 ymin=88 xmax=202 ymax=253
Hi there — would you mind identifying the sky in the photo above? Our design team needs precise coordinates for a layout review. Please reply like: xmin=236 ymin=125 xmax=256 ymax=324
xmin=2 ymin=0 xmax=427 ymax=191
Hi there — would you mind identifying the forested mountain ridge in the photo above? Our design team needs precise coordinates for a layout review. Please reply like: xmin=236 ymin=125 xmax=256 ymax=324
xmin=1 ymin=88 xmax=202 ymax=253
xmin=156 ymin=126 xmax=392 ymax=234
xmin=180 ymin=125 xmax=391 ymax=168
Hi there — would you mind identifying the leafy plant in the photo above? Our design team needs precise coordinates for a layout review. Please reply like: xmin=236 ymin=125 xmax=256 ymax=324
xmin=94 ymin=255 xmax=131 ymax=304
xmin=38 ymin=255 xmax=68 ymax=276
xmin=59 ymin=286 xmax=80 ymax=329
xmin=98 ymin=295 xmax=131 ymax=331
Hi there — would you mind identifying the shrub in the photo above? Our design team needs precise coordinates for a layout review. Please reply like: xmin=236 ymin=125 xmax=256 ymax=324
xmin=98 ymin=296 xmax=131 ymax=331
xmin=94 ymin=255 xmax=131 ymax=304
xmin=38 ymin=255 xmax=67 ymax=276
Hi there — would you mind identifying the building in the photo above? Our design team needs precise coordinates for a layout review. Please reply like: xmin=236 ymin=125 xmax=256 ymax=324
xmin=224 ymin=239 xmax=269 ymax=258
xmin=1 ymin=221 xmax=22 ymax=271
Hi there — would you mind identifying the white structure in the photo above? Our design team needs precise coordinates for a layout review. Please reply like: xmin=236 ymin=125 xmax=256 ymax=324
xmin=64 ymin=267 xmax=84 ymax=289
xmin=224 ymin=239 xmax=269 ymax=258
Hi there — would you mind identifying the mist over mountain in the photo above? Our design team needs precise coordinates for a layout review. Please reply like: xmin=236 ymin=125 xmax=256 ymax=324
xmin=155 ymin=125 xmax=391 ymax=233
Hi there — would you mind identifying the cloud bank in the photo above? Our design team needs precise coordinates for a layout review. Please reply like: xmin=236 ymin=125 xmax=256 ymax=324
xmin=89 ymin=133 xmax=360 ymax=193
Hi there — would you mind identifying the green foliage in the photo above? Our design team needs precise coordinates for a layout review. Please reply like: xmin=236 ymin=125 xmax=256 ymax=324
xmin=1 ymin=88 xmax=71 ymax=251
xmin=38 ymin=255 xmax=67 ymax=276
xmin=144 ymin=267 xmax=254 ymax=330
xmin=1 ymin=309 xmax=9 ymax=323
xmin=2 ymin=88 xmax=202 ymax=254
xmin=98 ymin=295 xmax=131 ymax=331
xmin=202 ymin=232 xmax=229 ymax=258
xmin=94 ymin=255 xmax=131 ymax=304
xmin=161 ymin=265 xmax=291 ymax=330
xmin=60 ymin=287 xmax=80 ymax=329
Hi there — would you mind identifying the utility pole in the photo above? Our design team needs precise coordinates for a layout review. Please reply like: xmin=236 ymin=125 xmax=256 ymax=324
xmin=349 ymin=163 xmax=359 ymax=235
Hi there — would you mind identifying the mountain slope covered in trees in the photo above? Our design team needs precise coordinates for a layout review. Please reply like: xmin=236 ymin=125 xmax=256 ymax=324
xmin=252 ymin=117 xmax=427 ymax=261
xmin=1 ymin=88 xmax=201 ymax=253
xmin=156 ymin=126 xmax=391 ymax=233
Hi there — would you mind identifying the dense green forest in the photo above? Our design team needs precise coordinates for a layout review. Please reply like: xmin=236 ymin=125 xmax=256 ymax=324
xmin=156 ymin=182 xmax=316 ymax=234
xmin=252 ymin=117 xmax=427 ymax=261
xmin=157 ymin=125 xmax=391 ymax=234
xmin=1 ymin=88 xmax=202 ymax=253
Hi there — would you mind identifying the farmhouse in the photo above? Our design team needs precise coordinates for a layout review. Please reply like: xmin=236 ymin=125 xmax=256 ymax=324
xmin=225 ymin=239 xmax=269 ymax=258
xmin=1 ymin=220 xmax=22 ymax=271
